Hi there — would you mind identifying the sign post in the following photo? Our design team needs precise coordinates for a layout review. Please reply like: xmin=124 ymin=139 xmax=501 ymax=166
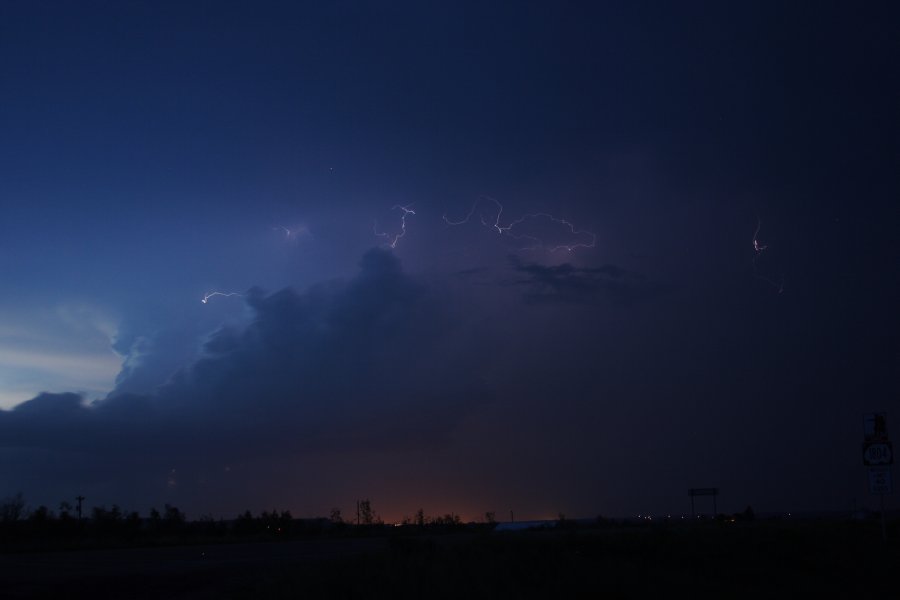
xmin=688 ymin=488 xmax=718 ymax=518
xmin=864 ymin=413 xmax=892 ymax=544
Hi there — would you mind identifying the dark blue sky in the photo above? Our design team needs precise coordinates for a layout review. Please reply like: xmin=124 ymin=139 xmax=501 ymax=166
xmin=0 ymin=1 xmax=898 ymax=521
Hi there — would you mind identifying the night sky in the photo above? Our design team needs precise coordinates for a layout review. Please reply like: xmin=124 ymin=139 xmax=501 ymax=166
xmin=1 ymin=1 xmax=898 ymax=522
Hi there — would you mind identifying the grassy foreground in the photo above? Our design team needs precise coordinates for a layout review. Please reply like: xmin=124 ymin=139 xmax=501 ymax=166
xmin=240 ymin=522 xmax=897 ymax=598
xmin=5 ymin=520 xmax=898 ymax=598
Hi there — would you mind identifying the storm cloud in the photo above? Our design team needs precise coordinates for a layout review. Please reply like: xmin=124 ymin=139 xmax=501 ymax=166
xmin=0 ymin=250 xmax=490 ymax=506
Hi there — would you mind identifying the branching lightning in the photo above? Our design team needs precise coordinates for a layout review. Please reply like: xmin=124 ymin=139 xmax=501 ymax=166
xmin=201 ymin=291 xmax=244 ymax=304
xmin=752 ymin=218 xmax=784 ymax=294
xmin=505 ymin=213 xmax=597 ymax=252
xmin=374 ymin=204 xmax=416 ymax=248
xmin=443 ymin=196 xmax=596 ymax=252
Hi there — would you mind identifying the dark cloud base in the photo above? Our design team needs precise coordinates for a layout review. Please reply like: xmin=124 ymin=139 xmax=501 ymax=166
xmin=507 ymin=256 xmax=669 ymax=306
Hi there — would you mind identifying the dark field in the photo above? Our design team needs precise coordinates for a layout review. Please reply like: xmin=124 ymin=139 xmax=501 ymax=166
xmin=3 ymin=520 xmax=898 ymax=598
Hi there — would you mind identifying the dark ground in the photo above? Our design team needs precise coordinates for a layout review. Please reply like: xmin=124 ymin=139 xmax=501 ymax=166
xmin=2 ymin=520 xmax=898 ymax=598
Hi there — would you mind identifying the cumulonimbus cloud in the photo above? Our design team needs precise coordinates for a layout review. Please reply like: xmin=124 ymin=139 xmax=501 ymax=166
xmin=0 ymin=249 xmax=490 ymax=488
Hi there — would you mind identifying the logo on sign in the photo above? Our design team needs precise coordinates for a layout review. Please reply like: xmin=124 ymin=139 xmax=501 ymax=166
xmin=863 ymin=441 xmax=893 ymax=466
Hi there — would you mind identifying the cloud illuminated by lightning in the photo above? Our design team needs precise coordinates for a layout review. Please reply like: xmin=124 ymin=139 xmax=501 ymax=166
xmin=374 ymin=204 xmax=416 ymax=248
xmin=443 ymin=196 xmax=595 ymax=252
xmin=201 ymin=291 xmax=244 ymax=304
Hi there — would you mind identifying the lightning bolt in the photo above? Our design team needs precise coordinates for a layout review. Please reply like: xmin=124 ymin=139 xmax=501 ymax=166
xmin=443 ymin=196 xmax=595 ymax=252
xmin=201 ymin=291 xmax=244 ymax=304
xmin=752 ymin=218 xmax=768 ymax=253
xmin=273 ymin=225 xmax=310 ymax=241
xmin=374 ymin=204 xmax=416 ymax=248
xmin=504 ymin=213 xmax=597 ymax=252
xmin=751 ymin=218 xmax=783 ymax=294
xmin=443 ymin=196 xmax=506 ymax=232
xmin=274 ymin=226 xmax=294 ymax=239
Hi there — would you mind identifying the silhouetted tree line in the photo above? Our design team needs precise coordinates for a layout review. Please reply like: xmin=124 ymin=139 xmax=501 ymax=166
xmin=0 ymin=492 xmax=663 ymax=551
xmin=0 ymin=494 xmax=207 ymax=545
xmin=398 ymin=508 xmax=466 ymax=530
xmin=0 ymin=492 xmax=400 ymax=549
xmin=233 ymin=509 xmax=296 ymax=536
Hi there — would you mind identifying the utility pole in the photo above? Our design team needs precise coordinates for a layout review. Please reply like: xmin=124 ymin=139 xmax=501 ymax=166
xmin=76 ymin=495 xmax=85 ymax=521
